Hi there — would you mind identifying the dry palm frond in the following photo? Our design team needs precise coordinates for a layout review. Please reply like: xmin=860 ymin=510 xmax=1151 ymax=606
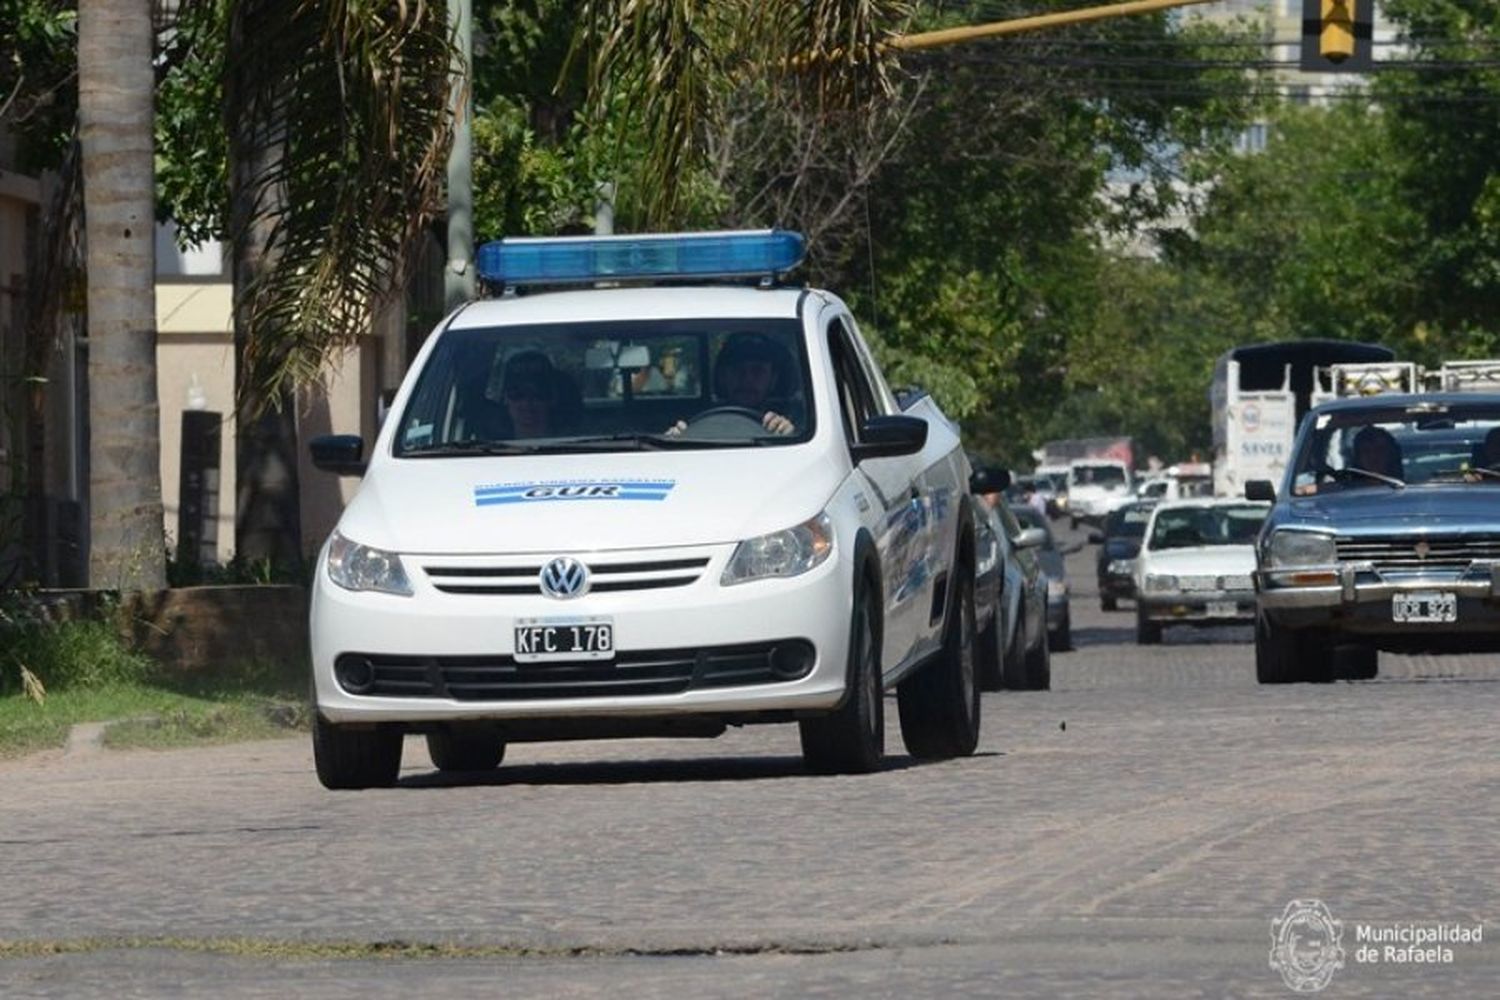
xmin=228 ymin=0 xmax=457 ymax=410
xmin=20 ymin=664 xmax=46 ymax=705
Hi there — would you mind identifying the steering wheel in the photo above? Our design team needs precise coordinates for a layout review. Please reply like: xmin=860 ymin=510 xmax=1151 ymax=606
xmin=686 ymin=405 xmax=765 ymax=426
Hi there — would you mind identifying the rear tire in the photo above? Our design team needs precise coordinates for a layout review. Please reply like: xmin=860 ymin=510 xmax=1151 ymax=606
xmin=313 ymin=715 xmax=402 ymax=790
xmin=899 ymin=569 xmax=981 ymax=760
xmin=800 ymin=574 xmax=884 ymax=774
xmin=426 ymin=726 xmax=506 ymax=772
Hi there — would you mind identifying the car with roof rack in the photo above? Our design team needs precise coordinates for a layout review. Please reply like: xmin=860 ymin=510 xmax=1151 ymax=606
xmin=1250 ymin=391 xmax=1500 ymax=683
xmin=306 ymin=230 xmax=985 ymax=787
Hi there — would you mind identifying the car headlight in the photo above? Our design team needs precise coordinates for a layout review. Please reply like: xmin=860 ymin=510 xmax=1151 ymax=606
xmin=327 ymin=531 xmax=414 ymax=596
xmin=1143 ymin=573 xmax=1179 ymax=593
xmin=1267 ymin=530 xmax=1337 ymax=569
xmin=1047 ymin=578 xmax=1068 ymax=597
xmin=722 ymin=512 xmax=834 ymax=586
xmin=1108 ymin=559 xmax=1135 ymax=575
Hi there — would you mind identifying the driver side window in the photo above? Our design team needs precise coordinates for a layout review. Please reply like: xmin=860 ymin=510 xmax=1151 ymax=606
xmin=827 ymin=319 xmax=879 ymax=445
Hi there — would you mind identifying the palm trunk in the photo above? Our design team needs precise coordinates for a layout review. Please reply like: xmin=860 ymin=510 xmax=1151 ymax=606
xmin=77 ymin=0 xmax=166 ymax=591
xmin=227 ymin=0 xmax=302 ymax=570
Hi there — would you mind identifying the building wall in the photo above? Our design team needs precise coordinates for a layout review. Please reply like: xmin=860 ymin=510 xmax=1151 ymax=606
xmin=154 ymin=232 xmax=376 ymax=566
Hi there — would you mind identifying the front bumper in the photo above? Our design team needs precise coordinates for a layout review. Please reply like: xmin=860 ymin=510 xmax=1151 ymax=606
xmin=1138 ymin=589 xmax=1256 ymax=625
xmin=1257 ymin=563 xmax=1500 ymax=636
xmin=311 ymin=542 xmax=852 ymax=724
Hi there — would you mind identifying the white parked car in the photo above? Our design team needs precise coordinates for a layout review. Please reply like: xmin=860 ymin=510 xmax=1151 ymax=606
xmin=307 ymin=231 xmax=983 ymax=787
xmin=1133 ymin=498 xmax=1270 ymax=644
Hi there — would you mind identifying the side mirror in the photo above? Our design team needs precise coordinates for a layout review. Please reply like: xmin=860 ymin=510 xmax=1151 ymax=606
xmin=1087 ymin=530 xmax=1104 ymax=544
xmin=851 ymin=415 xmax=927 ymax=463
xmin=969 ymin=465 xmax=1011 ymax=496
xmin=310 ymin=434 xmax=366 ymax=476
xmin=1245 ymin=480 xmax=1276 ymax=502
xmin=1014 ymin=527 xmax=1048 ymax=550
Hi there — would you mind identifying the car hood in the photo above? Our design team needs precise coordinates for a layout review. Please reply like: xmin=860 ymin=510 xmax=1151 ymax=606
xmin=1284 ymin=485 xmax=1500 ymax=534
xmin=1139 ymin=545 xmax=1257 ymax=575
xmin=1103 ymin=538 xmax=1141 ymax=560
xmin=334 ymin=449 xmax=846 ymax=554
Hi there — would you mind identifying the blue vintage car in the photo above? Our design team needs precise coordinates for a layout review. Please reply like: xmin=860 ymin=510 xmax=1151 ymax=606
xmin=1249 ymin=392 xmax=1500 ymax=683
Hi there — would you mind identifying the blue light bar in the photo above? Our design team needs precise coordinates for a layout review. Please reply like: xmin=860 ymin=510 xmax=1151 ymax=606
xmin=475 ymin=230 xmax=805 ymax=288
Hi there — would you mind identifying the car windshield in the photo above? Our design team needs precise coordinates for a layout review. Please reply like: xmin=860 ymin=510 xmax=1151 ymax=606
xmin=1148 ymin=506 xmax=1267 ymax=550
xmin=1290 ymin=402 xmax=1500 ymax=493
xmin=1105 ymin=506 xmax=1152 ymax=539
xmin=394 ymin=319 xmax=814 ymax=455
xmin=1072 ymin=464 xmax=1126 ymax=487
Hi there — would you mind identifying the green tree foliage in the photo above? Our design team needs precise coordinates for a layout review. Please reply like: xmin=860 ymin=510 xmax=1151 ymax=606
xmin=0 ymin=0 xmax=76 ymax=170
xmin=1377 ymin=0 xmax=1500 ymax=355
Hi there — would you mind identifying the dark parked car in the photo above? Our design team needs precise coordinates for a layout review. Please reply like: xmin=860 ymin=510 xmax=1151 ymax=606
xmin=1010 ymin=505 xmax=1072 ymax=651
xmin=971 ymin=468 xmax=1052 ymax=690
xmin=1091 ymin=501 xmax=1156 ymax=611
xmin=1251 ymin=392 xmax=1500 ymax=683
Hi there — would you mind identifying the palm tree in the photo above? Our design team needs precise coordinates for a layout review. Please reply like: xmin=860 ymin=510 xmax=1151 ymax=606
xmin=78 ymin=0 xmax=166 ymax=590
xmin=222 ymin=0 xmax=456 ymax=566
xmin=575 ymin=0 xmax=911 ymax=229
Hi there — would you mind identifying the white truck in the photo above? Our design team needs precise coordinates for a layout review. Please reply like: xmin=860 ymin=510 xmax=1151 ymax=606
xmin=1210 ymin=341 xmax=1395 ymax=499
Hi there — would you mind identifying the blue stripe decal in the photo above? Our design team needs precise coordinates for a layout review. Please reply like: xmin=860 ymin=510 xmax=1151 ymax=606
xmin=473 ymin=480 xmax=676 ymax=506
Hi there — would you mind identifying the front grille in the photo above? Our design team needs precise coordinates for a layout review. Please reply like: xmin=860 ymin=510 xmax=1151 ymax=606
xmin=424 ymin=556 xmax=711 ymax=596
xmin=1336 ymin=535 xmax=1500 ymax=573
xmin=1178 ymin=575 xmax=1219 ymax=592
xmin=336 ymin=640 xmax=813 ymax=701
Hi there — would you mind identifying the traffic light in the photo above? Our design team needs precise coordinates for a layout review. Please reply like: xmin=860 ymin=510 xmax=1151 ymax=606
xmin=1320 ymin=0 xmax=1355 ymax=63
xmin=1300 ymin=0 xmax=1372 ymax=73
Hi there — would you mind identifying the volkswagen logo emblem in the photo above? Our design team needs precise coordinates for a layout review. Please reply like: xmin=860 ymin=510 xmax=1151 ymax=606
xmin=539 ymin=557 xmax=589 ymax=599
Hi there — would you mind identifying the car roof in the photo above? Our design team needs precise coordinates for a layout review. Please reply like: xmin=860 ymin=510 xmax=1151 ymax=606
xmin=448 ymin=285 xmax=810 ymax=329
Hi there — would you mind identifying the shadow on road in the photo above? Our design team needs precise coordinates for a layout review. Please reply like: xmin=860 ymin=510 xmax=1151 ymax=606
xmin=398 ymin=752 xmax=929 ymax=788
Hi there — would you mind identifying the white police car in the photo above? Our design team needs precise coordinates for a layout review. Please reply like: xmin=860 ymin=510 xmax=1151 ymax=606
xmin=308 ymin=231 xmax=982 ymax=787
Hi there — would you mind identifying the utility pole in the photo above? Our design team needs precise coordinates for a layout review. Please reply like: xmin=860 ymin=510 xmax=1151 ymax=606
xmin=444 ymin=0 xmax=476 ymax=311
xmin=890 ymin=0 xmax=1221 ymax=51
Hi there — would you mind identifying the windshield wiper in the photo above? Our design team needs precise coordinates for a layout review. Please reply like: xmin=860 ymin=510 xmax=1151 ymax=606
xmin=560 ymin=433 xmax=768 ymax=450
xmin=1342 ymin=466 xmax=1406 ymax=489
xmin=401 ymin=441 xmax=538 ymax=457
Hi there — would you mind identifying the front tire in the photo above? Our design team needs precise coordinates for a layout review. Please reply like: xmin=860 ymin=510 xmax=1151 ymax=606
xmin=1051 ymin=610 xmax=1073 ymax=652
xmin=898 ymin=570 xmax=982 ymax=760
xmin=313 ymin=715 xmax=403 ymax=790
xmin=1022 ymin=621 xmax=1051 ymax=691
xmin=978 ymin=610 xmax=1006 ymax=693
xmin=1101 ymin=594 xmax=1117 ymax=612
xmin=1136 ymin=611 xmax=1162 ymax=645
xmin=800 ymin=574 xmax=884 ymax=774
xmin=1256 ymin=614 xmax=1329 ymax=683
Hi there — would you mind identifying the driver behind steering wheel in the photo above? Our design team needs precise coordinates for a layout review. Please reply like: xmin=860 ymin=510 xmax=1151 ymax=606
xmin=669 ymin=333 xmax=800 ymax=436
